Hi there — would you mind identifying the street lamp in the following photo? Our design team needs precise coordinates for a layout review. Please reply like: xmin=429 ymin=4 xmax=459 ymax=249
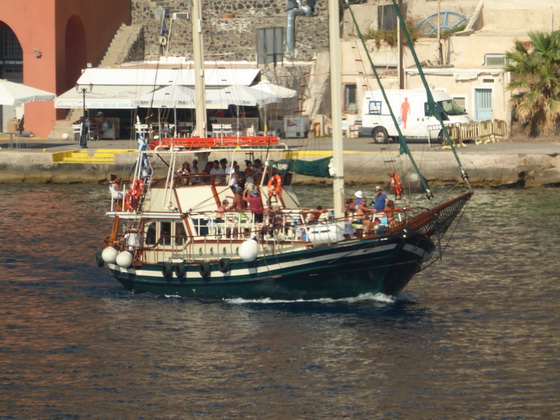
xmin=75 ymin=83 xmax=93 ymax=148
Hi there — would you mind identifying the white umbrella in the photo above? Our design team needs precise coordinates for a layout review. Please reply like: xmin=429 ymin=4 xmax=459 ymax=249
xmin=251 ymin=81 xmax=297 ymax=99
xmin=0 ymin=79 xmax=55 ymax=106
xmin=206 ymin=85 xmax=283 ymax=134
xmin=206 ymin=84 xmax=281 ymax=106
xmin=137 ymin=85 xmax=196 ymax=109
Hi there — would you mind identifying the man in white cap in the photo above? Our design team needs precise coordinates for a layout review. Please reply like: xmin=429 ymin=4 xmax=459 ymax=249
xmin=353 ymin=190 xmax=363 ymax=212
xmin=373 ymin=186 xmax=388 ymax=211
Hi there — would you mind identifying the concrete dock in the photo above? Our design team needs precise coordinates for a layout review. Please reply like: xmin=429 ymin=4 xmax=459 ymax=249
xmin=0 ymin=135 xmax=559 ymax=187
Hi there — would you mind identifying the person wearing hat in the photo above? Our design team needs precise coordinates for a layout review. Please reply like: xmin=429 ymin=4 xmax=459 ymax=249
xmin=351 ymin=190 xmax=363 ymax=213
xmin=93 ymin=111 xmax=107 ymax=140
xmin=373 ymin=186 xmax=388 ymax=211
xmin=243 ymin=187 xmax=265 ymax=223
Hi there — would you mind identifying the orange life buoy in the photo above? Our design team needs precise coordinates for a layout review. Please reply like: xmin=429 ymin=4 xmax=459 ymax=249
xmin=390 ymin=171 xmax=403 ymax=198
xmin=125 ymin=179 xmax=144 ymax=211
xmin=267 ymin=174 xmax=282 ymax=196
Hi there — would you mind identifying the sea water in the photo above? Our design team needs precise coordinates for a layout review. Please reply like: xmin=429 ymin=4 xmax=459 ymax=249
xmin=0 ymin=184 xmax=559 ymax=418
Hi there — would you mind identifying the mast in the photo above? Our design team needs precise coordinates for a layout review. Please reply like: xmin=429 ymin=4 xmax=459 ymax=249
xmin=192 ymin=0 xmax=207 ymax=137
xmin=328 ymin=0 xmax=345 ymax=219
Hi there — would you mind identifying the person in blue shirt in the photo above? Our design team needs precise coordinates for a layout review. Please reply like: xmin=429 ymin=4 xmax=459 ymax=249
xmin=373 ymin=186 xmax=388 ymax=211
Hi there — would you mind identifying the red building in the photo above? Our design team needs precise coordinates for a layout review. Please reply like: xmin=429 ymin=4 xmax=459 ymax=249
xmin=0 ymin=0 xmax=130 ymax=137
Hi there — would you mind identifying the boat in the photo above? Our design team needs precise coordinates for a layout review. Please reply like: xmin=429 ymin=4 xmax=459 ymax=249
xmin=96 ymin=0 xmax=473 ymax=300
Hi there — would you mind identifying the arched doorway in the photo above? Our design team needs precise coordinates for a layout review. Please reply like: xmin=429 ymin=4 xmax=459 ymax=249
xmin=0 ymin=22 xmax=23 ymax=131
xmin=64 ymin=16 xmax=87 ymax=93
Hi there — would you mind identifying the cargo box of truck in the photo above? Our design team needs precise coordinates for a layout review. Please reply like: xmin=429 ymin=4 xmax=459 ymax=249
xmin=359 ymin=89 xmax=473 ymax=143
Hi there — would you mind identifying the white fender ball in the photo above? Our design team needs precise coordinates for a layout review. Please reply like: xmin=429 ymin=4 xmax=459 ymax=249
xmin=62 ymin=133 xmax=69 ymax=140
xmin=239 ymin=239 xmax=258 ymax=262
xmin=116 ymin=251 xmax=133 ymax=268
xmin=101 ymin=246 xmax=118 ymax=264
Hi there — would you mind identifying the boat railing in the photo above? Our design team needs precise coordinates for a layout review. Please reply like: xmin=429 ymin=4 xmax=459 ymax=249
xmin=108 ymin=205 xmax=435 ymax=264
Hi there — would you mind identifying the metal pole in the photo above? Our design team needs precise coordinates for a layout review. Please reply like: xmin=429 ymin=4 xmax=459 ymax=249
xmin=76 ymin=83 xmax=93 ymax=149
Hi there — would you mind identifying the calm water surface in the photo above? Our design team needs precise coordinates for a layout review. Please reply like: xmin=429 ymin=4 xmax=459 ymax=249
xmin=1 ymin=185 xmax=559 ymax=419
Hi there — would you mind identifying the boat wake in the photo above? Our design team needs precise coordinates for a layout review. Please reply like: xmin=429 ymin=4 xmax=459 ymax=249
xmin=225 ymin=292 xmax=398 ymax=305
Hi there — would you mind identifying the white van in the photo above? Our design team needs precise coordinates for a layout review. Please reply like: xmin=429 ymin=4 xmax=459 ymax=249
xmin=359 ymin=89 xmax=473 ymax=143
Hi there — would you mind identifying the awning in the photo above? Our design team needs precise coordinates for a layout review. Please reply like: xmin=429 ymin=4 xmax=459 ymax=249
xmin=55 ymin=85 xmax=154 ymax=109
xmin=74 ymin=68 xmax=260 ymax=88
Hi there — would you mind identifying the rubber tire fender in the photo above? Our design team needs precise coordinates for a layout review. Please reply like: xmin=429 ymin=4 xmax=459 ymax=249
xmin=218 ymin=258 xmax=231 ymax=273
xmin=174 ymin=264 xmax=186 ymax=279
xmin=95 ymin=251 xmax=105 ymax=267
xmin=161 ymin=263 xmax=174 ymax=279
xmin=199 ymin=262 xmax=211 ymax=279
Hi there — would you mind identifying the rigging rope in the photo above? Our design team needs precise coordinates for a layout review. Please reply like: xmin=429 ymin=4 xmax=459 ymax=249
xmin=388 ymin=0 xmax=471 ymax=190
xmin=345 ymin=0 xmax=434 ymax=202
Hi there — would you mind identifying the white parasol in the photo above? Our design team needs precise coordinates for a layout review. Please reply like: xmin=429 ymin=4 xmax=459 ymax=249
xmin=0 ymin=79 xmax=56 ymax=106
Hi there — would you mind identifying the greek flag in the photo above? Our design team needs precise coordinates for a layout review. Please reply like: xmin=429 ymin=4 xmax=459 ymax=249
xmin=135 ymin=118 xmax=151 ymax=179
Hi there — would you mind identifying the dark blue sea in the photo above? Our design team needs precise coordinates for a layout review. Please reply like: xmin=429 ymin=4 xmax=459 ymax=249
xmin=1 ymin=184 xmax=559 ymax=419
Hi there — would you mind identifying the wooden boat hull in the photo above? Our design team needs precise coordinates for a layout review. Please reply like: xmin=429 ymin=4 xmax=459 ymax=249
xmin=107 ymin=234 xmax=435 ymax=300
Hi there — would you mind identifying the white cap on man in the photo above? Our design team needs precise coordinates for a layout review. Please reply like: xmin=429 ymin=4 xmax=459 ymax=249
xmin=354 ymin=191 xmax=363 ymax=198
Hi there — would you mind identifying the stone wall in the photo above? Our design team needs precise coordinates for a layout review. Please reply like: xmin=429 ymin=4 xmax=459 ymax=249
xmin=131 ymin=0 xmax=329 ymax=62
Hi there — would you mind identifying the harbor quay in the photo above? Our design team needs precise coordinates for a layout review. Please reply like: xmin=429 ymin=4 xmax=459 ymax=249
xmin=0 ymin=136 xmax=559 ymax=188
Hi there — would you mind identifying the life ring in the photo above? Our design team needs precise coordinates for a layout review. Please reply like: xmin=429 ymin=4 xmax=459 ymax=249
xmin=174 ymin=264 xmax=186 ymax=279
xmin=390 ymin=171 xmax=403 ymax=198
xmin=199 ymin=262 xmax=211 ymax=279
xmin=125 ymin=179 xmax=144 ymax=211
xmin=267 ymin=174 xmax=282 ymax=196
xmin=219 ymin=258 xmax=231 ymax=273
xmin=161 ymin=262 xmax=174 ymax=279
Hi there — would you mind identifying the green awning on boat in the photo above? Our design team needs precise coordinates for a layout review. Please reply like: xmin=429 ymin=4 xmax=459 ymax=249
xmin=269 ymin=157 xmax=332 ymax=178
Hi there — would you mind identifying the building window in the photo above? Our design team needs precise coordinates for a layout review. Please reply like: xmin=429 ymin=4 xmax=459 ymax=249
xmin=453 ymin=96 xmax=466 ymax=111
xmin=484 ymin=54 xmax=510 ymax=68
xmin=0 ymin=27 xmax=23 ymax=64
xmin=257 ymin=28 xmax=283 ymax=66
xmin=344 ymin=84 xmax=357 ymax=112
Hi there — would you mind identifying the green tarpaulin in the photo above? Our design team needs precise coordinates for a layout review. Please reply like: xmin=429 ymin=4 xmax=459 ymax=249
xmin=269 ymin=157 xmax=332 ymax=178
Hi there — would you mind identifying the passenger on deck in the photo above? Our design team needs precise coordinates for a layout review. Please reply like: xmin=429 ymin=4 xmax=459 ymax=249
xmin=227 ymin=186 xmax=246 ymax=211
xmin=109 ymin=174 xmax=124 ymax=210
xmin=178 ymin=162 xmax=191 ymax=176
xmin=123 ymin=227 xmax=141 ymax=251
xmin=210 ymin=160 xmax=223 ymax=175
xmin=382 ymin=200 xmax=398 ymax=226
xmin=344 ymin=198 xmax=354 ymax=216
xmin=357 ymin=196 xmax=375 ymax=234
xmin=243 ymin=188 xmax=265 ymax=223
xmin=216 ymin=200 xmax=229 ymax=224
xmin=191 ymin=159 xmax=199 ymax=173
xmin=301 ymin=206 xmax=327 ymax=224
xmin=203 ymin=162 xmax=213 ymax=174
xmin=373 ymin=186 xmax=388 ymax=211
xmin=352 ymin=191 xmax=363 ymax=213
xmin=244 ymin=161 xmax=258 ymax=184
